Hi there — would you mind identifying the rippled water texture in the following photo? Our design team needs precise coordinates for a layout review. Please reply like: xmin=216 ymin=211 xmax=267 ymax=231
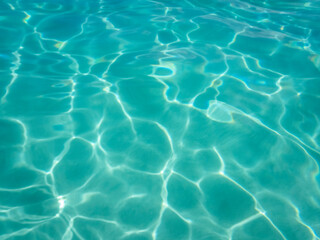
xmin=1 ymin=0 xmax=320 ymax=239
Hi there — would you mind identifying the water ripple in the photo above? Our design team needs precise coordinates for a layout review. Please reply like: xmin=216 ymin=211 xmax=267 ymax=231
xmin=0 ymin=0 xmax=320 ymax=239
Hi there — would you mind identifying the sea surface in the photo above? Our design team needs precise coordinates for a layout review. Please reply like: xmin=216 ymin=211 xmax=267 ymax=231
xmin=1 ymin=0 xmax=320 ymax=239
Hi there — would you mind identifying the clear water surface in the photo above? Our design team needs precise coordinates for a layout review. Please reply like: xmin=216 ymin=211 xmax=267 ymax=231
xmin=1 ymin=0 xmax=320 ymax=239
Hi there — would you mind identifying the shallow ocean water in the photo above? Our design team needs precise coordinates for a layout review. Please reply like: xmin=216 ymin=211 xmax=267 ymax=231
xmin=1 ymin=0 xmax=320 ymax=239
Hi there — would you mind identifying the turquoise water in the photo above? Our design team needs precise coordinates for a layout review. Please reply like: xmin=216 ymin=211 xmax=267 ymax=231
xmin=1 ymin=0 xmax=320 ymax=239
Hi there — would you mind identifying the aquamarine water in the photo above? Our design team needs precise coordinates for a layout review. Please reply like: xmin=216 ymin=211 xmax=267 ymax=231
xmin=1 ymin=0 xmax=320 ymax=239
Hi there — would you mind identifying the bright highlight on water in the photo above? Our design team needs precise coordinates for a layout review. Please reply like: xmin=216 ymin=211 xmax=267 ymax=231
xmin=0 ymin=0 xmax=320 ymax=239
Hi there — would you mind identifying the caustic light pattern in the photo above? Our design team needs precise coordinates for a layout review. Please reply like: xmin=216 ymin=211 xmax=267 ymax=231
xmin=0 ymin=0 xmax=320 ymax=240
